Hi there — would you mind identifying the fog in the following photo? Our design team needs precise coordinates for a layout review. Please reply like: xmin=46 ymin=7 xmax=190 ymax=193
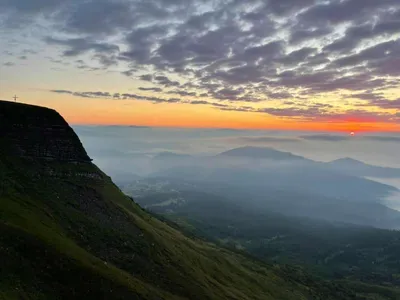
xmin=74 ymin=126 xmax=400 ymax=229
xmin=74 ymin=126 xmax=400 ymax=173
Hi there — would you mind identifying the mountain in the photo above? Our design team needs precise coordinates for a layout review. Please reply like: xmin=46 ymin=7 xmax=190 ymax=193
xmin=0 ymin=100 xmax=357 ymax=299
xmin=153 ymin=151 xmax=192 ymax=160
xmin=327 ymin=158 xmax=400 ymax=178
xmin=148 ymin=146 xmax=400 ymax=228
xmin=218 ymin=146 xmax=307 ymax=161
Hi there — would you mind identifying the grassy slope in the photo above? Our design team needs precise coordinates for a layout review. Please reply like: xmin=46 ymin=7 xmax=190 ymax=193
xmin=0 ymin=156 xmax=360 ymax=300
xmin=141 ymin=194 xmax=400 ymax=300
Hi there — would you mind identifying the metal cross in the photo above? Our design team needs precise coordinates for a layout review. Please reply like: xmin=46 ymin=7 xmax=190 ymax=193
xmin=13 ymin=95 xmax=18 ymax=102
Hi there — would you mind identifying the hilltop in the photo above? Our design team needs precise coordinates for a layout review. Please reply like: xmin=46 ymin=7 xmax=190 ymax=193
xmin=0 ymin=100 xmax=357 ymax=299
xmin=327 ymin=157 xmax=400 ymax=178
xmin=0 ymin=100 xmax=91 ymax=162
xmin=218 ymin=146 xmax=306 ymax=161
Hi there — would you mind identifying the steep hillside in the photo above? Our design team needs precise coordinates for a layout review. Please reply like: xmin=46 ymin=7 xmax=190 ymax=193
xmin=0 ymin=100 xmax=357 ymax=299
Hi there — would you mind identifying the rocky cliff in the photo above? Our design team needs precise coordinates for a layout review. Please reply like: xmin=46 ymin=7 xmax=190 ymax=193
xmin=0 ymin=100 xmax=91 ymax=162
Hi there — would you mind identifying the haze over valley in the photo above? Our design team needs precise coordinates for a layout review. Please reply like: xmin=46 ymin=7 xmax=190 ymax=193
xmin=71 ymin=125 xmax=400 ymax=292
xmin=76 ymin=125 xmax=400 ymax=220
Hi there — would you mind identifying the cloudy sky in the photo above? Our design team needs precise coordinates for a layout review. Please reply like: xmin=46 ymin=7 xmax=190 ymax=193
xmin=1 ymin=0 xmax=400 ymax=131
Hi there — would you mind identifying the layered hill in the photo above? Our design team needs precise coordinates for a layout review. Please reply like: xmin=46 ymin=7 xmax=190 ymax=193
xmin=0 ymin=100 xmax=356 ymax=299
xmin=218 ymin=146 xmax=307 ymax=161
xmin=148 ymin=147 xmax=400 ymax=228
xmin=327 ymin=158 xmax=400 ymax=178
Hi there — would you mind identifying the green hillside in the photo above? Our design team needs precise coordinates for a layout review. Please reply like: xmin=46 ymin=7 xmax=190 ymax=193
xmin=0 ymin=100 xmax=358 ymax=299
xmin=132 ymin=188 xmax=400 ymax=299
xmin=1 ymin=154 xmax=359 ymax=300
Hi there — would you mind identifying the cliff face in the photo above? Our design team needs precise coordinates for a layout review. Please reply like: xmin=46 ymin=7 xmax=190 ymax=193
xmin=0 ymin=100 xmax=91 ymax=162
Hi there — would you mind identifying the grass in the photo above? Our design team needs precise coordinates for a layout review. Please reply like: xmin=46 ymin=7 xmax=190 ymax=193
xmin=0 ymin=156 xmax=363 ymax=300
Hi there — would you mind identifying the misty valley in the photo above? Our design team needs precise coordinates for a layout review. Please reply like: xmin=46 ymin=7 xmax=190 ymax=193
xmin=93 ymin=133 xmax=400 ymax=293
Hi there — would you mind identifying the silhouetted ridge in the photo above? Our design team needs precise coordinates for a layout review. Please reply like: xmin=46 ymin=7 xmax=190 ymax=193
xmin=0 ymin=100 xmax=91 ymax=162
xmin=218 ymin=146 xmax=305 ymax=160
xmin=329 ymin=157 xmax=366 ymax=165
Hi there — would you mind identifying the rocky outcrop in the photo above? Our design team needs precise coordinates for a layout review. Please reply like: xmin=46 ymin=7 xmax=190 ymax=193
xmin=0 ymin=100 xmax=91 ymax=162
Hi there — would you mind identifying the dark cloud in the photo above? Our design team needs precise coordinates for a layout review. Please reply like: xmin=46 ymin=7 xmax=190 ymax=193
xmin=299 ymin=0 xmax=400 ymax=24
xmin=300 ymin=134 xmax=350 ymax=142
xmin=324 ymin=21 xmax=400 ymax=54
xmin=45 ymin=37 xmax=119 ymax=57
xmin=51 ymin=90 xmax=112 ymax=98
xmin=267 ymin=0 xmax=315 ymax=16
xmin=22 ymin=49 xmax=37 ymax=55
xmin=244 ymin=41 xmax=285 ymax=62
xmin=280 ymin=47 xmax=316 ymax=65
xmin=332 ymin=39 xmax=400 ymax=68
xmin=138 ymin=87 xmax=163 ymax=92
xmin=154 ymin=75 xmax=180 ymax=87
xmin=235 ymin=136 xmax=301 ymax=144
xmin=50 ymin=89 xmax=181 ymax=104
xmin=63 ymin=0 xmax=134 ymax=35
xmin=367 ymin=99 xmax=400 ymax=110
xmin=267 ymin=91 xmax=293 ymax=99
xmin=348 ymin=93 xmax=386 ymax=101
xmin=189 ymin=100 xmax=209 ymax=105
xmin=300 ymin=134 xmax=400 ymax=142
xmin=363 ymin=136 xmax=400 ymax=142
xmin=290 ymin=27 xmax=332 ymax=44
xmin=0 ymin=0 xmax=67 ymax=14
xmin=139 ymin=74 xmax=153 ymax=82
xmin=219 ymin=105 xmax=330 ymax=119
xmin=168 ymin=90 xmax=197 ymax=97
xmin=218 ymin=105 xmax=398 ymax=123
xmin=190 ymin=101 xmax=230 ymax=108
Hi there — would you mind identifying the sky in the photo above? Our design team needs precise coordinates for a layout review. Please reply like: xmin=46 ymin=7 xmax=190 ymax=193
xmin=1 ymin=0 xmax=400 ymax=131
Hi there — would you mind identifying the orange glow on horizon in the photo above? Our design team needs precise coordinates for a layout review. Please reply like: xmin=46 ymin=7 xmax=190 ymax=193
xmin=66 ymin=110 xmax=400 ymax=133
xmin=13 ymin=94 xmax=400 ymax=133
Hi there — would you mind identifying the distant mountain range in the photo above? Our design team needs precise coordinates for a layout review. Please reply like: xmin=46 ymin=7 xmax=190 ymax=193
xmin=147 ymin=146 xmax=400 ymax=229
xmin=153 ymin=146 xmax=400 ymax=180
xmin=326 ymin=157 xmax=400 ymax=178
xmin=153 ymin=151 xmax=192 ymax=160
xmin=218 ymin=146 xmax=307 ymax=161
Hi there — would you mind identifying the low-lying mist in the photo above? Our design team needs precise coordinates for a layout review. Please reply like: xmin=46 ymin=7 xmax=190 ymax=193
xmin=75 ymin=126 xmax=400 ymax=174
xmin=74 ymin=126 xmax=400 ymax=229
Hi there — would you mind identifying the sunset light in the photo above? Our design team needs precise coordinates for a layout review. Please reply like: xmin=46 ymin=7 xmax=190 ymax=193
xmin=1 ymin=0 xmax=399 ymax=131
